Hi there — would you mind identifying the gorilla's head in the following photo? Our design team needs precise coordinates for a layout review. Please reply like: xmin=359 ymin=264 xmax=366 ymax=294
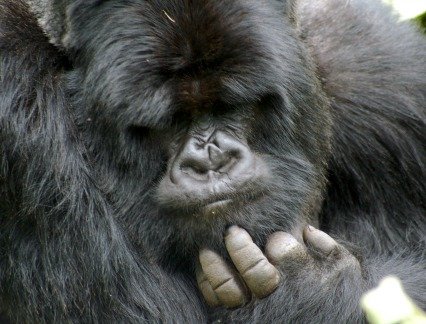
xmin=30 ymin=0 xmax=332 ymax=267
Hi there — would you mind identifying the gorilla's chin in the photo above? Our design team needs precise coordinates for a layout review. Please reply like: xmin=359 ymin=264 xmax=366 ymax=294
xmin=152 ymin=189 xmax=301 ymax=264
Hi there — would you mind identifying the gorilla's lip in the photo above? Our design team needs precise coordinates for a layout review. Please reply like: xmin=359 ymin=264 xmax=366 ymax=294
xmin=199 ymin=191 xmax=263 ymax=216
xmin=196 ymin=184 xmax=266 ymax=215
xmin=202 ymin=199 xmax=233 ymax=215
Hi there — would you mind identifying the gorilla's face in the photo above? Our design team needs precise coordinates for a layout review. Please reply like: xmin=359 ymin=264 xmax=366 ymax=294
xmin=65 ymin=0 xmax=332 ymax=264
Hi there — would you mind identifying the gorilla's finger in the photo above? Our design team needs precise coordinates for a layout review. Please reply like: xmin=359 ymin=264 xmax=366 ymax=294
xmin=303 ymin=225 xmax=339 ymax=256
xmin=196 ymin=266 xmax=221 ymax=307
xmin=265 ymin=231 xmax=307 ymax=264
xmin=199 ymin=249 xmax=249 ymax=308
xmin=225 ymin=226 xmax=280 ymax=298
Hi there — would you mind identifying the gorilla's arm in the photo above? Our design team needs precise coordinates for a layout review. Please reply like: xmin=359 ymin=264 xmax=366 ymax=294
xmin=0 ymin=2 xmax=205 ymax=322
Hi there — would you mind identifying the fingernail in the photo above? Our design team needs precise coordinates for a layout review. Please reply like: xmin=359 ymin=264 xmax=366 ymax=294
xmin=307 ymin=225 xmax=315 ymax=232
xmin=226 ymin=225 xmax=240 ymax=235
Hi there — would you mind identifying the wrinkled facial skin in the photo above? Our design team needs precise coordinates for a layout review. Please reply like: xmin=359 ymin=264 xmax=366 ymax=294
xmin=64 ymin=0 xmax=331 ymax=269
xmin=157 ymin=113 xmax=271 ymax=211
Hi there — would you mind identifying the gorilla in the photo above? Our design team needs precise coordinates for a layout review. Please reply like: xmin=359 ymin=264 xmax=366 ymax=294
xmin=0 ymin=0 xmax=425 ymax=323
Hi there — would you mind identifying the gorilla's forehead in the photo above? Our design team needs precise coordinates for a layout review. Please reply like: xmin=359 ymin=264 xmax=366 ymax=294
xmin=70 ymin=0 xmax=301 ymax=126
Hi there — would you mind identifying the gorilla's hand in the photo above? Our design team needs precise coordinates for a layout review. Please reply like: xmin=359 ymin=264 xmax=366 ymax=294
xmin=196 ymin=226 xmax=280 ymax=308
xmin=196 ymin=226 xmax=361 ymax=308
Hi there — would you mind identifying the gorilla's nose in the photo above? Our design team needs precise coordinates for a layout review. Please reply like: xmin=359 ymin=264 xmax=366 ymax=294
xmin=159 ymin=129 xmax=268 ymax=208
xmin=175 ymin=133 xmax=242 ymax=182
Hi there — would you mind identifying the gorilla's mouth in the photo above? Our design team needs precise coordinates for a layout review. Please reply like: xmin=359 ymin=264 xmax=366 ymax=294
xmin=194 ymin=187 xmax=266 ymax=217
xmin=202 ymin=198 xmax=233 ymax=215
xmin=157 ymin=181 xmax=267 ymax=218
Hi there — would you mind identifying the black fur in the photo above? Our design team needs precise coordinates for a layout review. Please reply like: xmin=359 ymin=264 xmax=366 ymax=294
xmin=0 ymin=0 xmax=425 ymax=323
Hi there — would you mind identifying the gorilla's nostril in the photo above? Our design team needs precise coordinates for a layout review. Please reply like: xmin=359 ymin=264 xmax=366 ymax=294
xmin=178 ymin=139 xmax=236 ymax=173
xmin=181 ymin=162 xmax=208 ymax=175
xmin=172 ymin=131 xmax=251 ymax=185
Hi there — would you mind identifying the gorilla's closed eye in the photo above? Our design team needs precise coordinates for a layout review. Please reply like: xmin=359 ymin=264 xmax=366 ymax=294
xmin=257 ymin=93 xmax=283 ymax=110
xmin=127 ymin=125 xmax=152 ymax=141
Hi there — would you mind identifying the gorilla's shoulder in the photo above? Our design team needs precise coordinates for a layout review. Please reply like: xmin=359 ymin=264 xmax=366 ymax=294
xmin=296 ymin=0 xmax=426 ymax=74
xmin=297 ymin=0 xmax=426 ymax=116
xmin=0 ymin=0 xmax=54 ymax=54
xmin=0 ymin=0 xmax=66 ymax=78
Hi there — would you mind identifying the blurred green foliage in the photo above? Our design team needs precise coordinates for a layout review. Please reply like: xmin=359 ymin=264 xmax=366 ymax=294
xmin=383 ymin=0 xmax=426 ymax=32
xmin=361 ymin=277 xmax=426 ymax=324
xmin=414 ymin=11 xmax=426 ymax=32
xmin=383 ymin=0 xmax=426 ymax=20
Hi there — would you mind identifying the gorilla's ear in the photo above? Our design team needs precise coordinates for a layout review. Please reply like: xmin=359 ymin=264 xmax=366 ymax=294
xmin=26 ymin=0 xmax=69 ymax=48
